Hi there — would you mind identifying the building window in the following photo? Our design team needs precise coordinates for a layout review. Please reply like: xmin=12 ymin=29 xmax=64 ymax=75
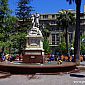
xmin=52 ymin=34 xmax=55 ymax=45
xmin=43 ymin=15 xmax=48 ymax=19
xmin=52 ymin=28 xmax=55 ymax=31
xmin=52 ymin=34 xmax=60 ymax=45
xmin=51 ymin=27 xmax=59 ymax=31
xmin=59 ymin=28 xmax=64 ymax=31
xmin=51 ymin=21 xmax=56 ymax=24
xmin=80 ymin=31 xmax=82 ymax=36
xmin=69 ymin=33 xmax=73 ymax=43
xmin=52 ymin=15 xmax=55 ymax=19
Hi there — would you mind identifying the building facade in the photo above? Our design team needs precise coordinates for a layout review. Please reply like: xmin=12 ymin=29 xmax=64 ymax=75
xmin=39 ymin=5 xmax=85 ymax=54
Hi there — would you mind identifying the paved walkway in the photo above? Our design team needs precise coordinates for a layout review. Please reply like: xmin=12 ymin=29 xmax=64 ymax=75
xmin=0 ymin=72 xmax=85 ymax=85
xmin=77 ymin=61 xmax=85 ymax=70
xmin=80 ymin=61 xmax=85 ymax=65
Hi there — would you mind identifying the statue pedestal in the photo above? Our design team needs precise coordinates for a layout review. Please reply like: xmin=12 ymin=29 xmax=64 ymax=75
xmin=23 ymin=50 xmax=44 ymax=63
xmin=23 ymin=27 xmax=44 ymax=63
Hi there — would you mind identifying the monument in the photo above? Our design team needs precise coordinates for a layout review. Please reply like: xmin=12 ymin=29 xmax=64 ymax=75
xmin=23 ymin=13 xmax=44 ymax=63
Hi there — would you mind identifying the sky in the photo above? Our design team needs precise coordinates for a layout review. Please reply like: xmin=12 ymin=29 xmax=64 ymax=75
xmin=9 ymin=0 xmax=85 ymax=16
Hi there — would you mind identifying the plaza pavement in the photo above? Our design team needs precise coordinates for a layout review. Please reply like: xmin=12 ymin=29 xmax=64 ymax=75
xmin=0 ymin=71 xmax=85 ymax=85
xmin=77 ymin=61 xmax=85 ymax=71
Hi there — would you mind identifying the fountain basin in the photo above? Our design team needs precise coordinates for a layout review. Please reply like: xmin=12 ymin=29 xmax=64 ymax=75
xmin=0 ymin=61 xmax=76 ymax=74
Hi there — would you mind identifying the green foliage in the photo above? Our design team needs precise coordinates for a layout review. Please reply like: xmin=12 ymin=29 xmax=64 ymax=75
xmin=0 ymin=41 xmax=11 ymax=47
xmin=0 ymin=33 xmax=5 ymax=40
xmin=0 ymin=0 xmax=30 ymax=55
xmin=42 ymin=28 xmax=50 ymax=39
xmin=80 ymin=35 xmax=85 ymax=54
xmin=5 ymin=16 xmax=18 ymax=32
xmin=57 ymin=10 xmax=75 ymax=56
xmin=81 ymin=35 xmax=85 ymax=39
xmin=58 ymin=41 xmax=71 ymax=55
xmin=10 ymin=33 xmax=26 ymax=48
xmin=41 ymin=23 xmax=50 ymax=39
xmin=0 ymin=0 xmax=11 ymax=22
xmin=57 ymin=10 xmax=75 ymax=28
xmin=43 ymin=39 xmax=51 ymax=54
xmin=59 ymin=42 xmax=66 ymax=51
xmin=14 ymin=0 xmax=33 ymax=55
xmin=81 ymin=42 xmax=85 ymax=54
xmin=16 ymin=0 xmax=32 ymax=21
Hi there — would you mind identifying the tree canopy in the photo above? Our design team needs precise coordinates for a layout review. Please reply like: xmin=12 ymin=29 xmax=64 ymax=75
xmin=0 ymin=0 xmax=32 ymax=55
xmin=57 ymin=10 xmax=75 ymax=57
xmin=16 ymin=0 xmax=32 ymax=21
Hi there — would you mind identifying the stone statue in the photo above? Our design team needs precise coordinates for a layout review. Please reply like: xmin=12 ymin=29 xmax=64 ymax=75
xmin=31 ymin=14 xmax=35 ymax=28
xmin=35 ymin=13 xmax=40 ymax=27
xmin=31 ymin=13 xmax=40 ymax=28
xmin=29 ymin=13 xmax=42 ymax=36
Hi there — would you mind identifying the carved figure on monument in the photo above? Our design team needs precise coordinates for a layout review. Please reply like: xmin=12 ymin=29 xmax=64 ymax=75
xmin=30 ymin=13 xmax=42 ymax=36
xmin=31 ymin=13 xmax=40 ymax=28
xmin=35 ymin=13 xmax=40 ymax=28
xmin=31 ymin=14 xmax=35 ymax=28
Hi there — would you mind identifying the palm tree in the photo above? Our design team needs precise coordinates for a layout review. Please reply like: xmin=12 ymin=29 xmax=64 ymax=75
xmin=57 ymin=10 xmax=75 ymax=58
xmin=67 ymin=0 xmax=82 ymax=63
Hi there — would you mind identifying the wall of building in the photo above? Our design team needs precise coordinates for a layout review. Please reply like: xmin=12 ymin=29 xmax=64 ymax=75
xmin=39 ymin=8 xmax=85 ymax=54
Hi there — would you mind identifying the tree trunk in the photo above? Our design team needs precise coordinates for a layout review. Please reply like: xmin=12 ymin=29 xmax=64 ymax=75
xmin=74 ymin=0 xmax=81 ymax=64
xmin=65 ymin=27 xmax=69 ymax=57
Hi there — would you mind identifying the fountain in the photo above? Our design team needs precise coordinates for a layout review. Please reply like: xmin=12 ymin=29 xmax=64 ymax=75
xmin=0 ymin=13 xmax=76 ymax=74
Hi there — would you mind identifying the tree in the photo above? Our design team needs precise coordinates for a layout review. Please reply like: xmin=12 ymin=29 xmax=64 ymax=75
xmin=9 ymin=32 xmax=26 ymax=55
xmin=40 ymin=23 xmax=51 ymax=54
xmin=59 ymin=42 xmax=66 ymax=55
xmin=67 ymin=0 xmax=82 ymax=63
xmin=57 ymin=10 xmax=75 ymax=58
xmin=80 ymin=35 xmax=85 ymax=55
xmin=0 ymin=0 xmax=12 ymax=53
xmin=16 ymin=0 xmax=32 ymax=28
xmin=0 ymin=0 xmax=11 ymax=32
xmin=0 ymin=0 xmax=11 ymax=23
xmin=43 ymin=38 xmax=51 ymax=54
xmin=15 ymin=0 xmax=33 ymax=55
xmin=81 ymin=42 xmax=85 ymax=55
xmin=0 ymin=16 xmax=18 ymax=54
xmin=41 ymin=23 xmax=50 ymax=39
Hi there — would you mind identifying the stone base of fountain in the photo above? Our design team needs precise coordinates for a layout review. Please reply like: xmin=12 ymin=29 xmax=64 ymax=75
xmin=0 ymin=61 xmax=76 ymax=74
